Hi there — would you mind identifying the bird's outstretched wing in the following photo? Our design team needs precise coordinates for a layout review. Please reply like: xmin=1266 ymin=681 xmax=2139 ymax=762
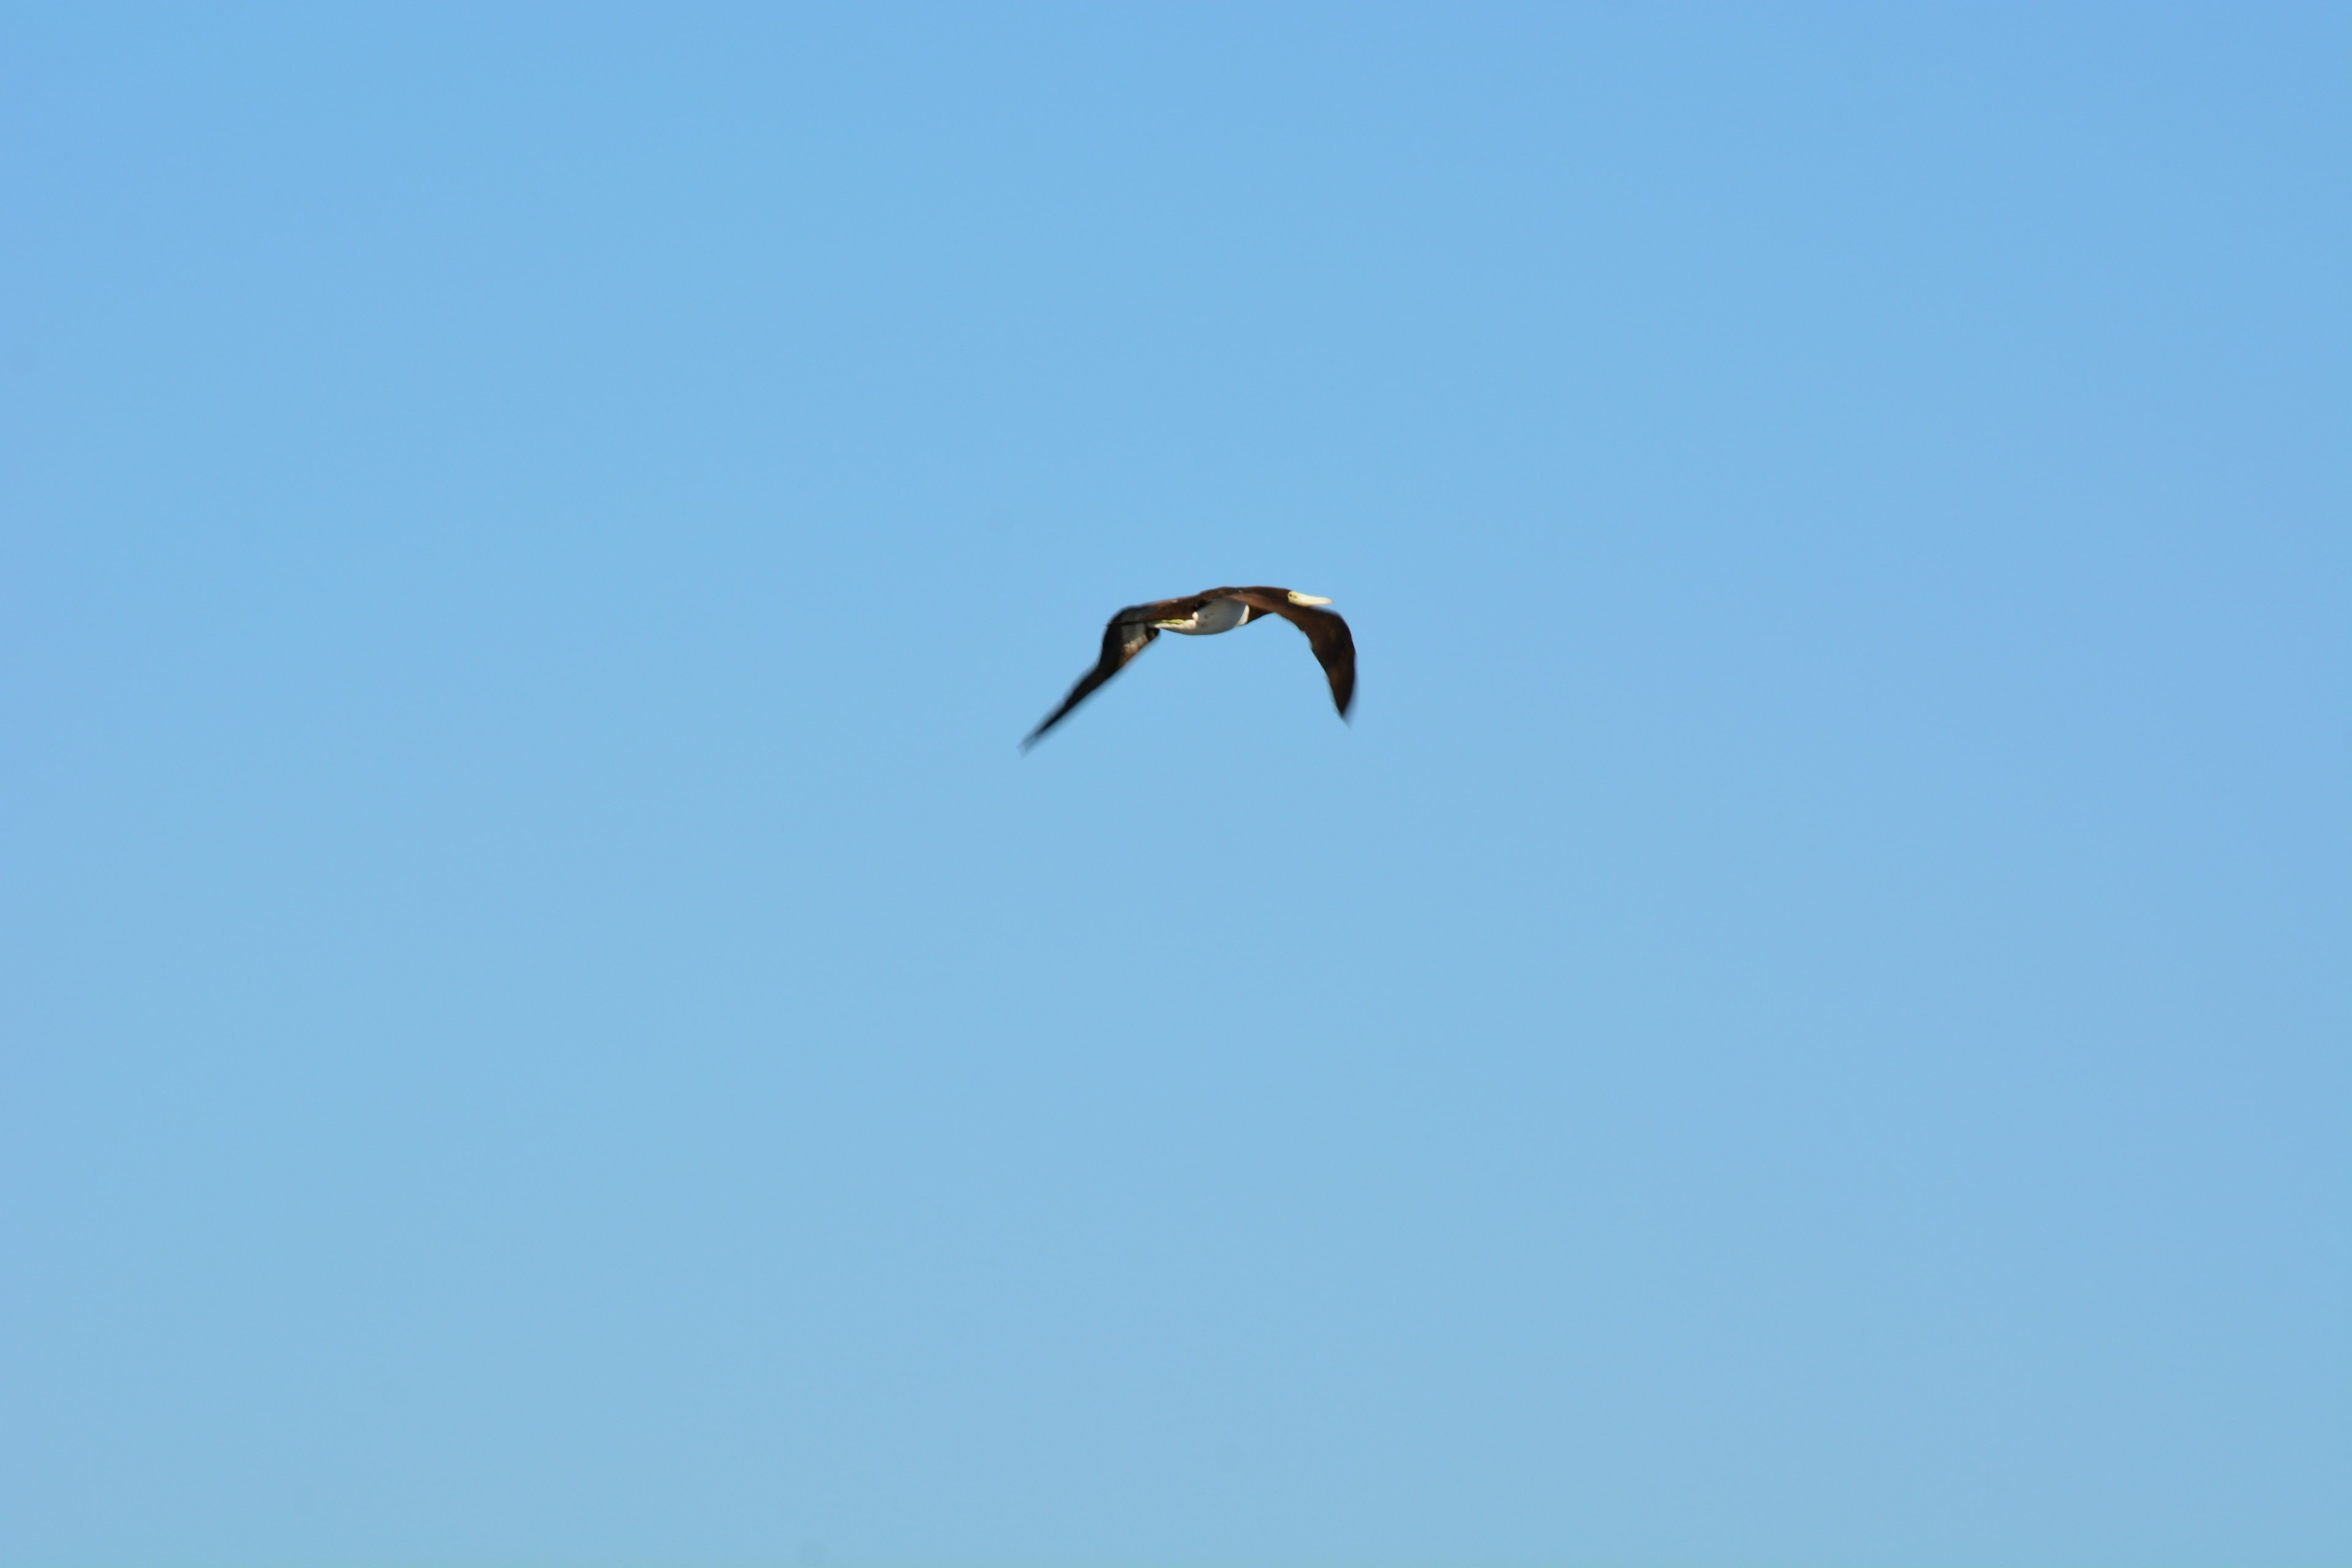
xmin=1228 ymin=587 xmax=1356 ymax=718
xmin=1021 ymin=595 xmax=1202 ymax=749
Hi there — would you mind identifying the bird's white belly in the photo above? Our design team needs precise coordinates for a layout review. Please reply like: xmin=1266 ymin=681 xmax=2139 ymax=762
xmin=1161 ymin=597 xmax=1251 ymax=635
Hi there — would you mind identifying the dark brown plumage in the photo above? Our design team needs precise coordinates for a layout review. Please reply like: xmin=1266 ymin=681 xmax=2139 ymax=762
xmin=1023 ymin=586 xmax=1355 ymax=749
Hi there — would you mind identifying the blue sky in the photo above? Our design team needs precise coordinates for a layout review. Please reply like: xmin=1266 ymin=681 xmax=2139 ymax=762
xmin=4 ymin=6 xmax=2346 ymax=1564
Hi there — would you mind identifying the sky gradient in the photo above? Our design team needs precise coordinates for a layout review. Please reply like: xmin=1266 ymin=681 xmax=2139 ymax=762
xmin=4 ymin=6 xmax=2348 ymax=1565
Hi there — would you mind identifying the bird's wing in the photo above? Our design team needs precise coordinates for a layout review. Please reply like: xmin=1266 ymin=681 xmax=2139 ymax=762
xmin=1021 ymin=601 xmax=1186 ymax=748
xmin=1229 ymin=588 xmax=1357 ymax=718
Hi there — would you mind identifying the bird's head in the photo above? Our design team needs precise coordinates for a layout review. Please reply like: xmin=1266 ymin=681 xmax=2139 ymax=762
xmin=1287 ymin=591 xmax=1333 ymax=606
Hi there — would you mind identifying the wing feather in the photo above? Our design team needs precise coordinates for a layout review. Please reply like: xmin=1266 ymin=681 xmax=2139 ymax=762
xmin=1020 ymin=602 xmax=1179 ymax=748
xmin=1228 ymin=588 xmax=1356 ymax=718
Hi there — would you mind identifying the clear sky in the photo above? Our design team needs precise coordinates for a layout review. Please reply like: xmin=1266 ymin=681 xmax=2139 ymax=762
xmin=4 ymin=6 xmax=2346 ymax=1565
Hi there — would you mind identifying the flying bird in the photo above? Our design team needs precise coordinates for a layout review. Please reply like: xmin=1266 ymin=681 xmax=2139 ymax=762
xmin=1023 ymin=586 xmax=1355 ymax=749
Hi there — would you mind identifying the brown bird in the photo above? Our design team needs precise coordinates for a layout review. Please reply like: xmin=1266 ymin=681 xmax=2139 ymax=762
xmin=1023 ymin=586 xmax=1355 ymax=749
